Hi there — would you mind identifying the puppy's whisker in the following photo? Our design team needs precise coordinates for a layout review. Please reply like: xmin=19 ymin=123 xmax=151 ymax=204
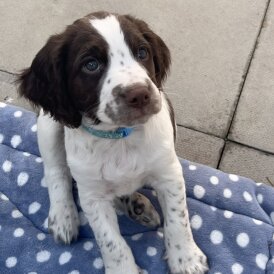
xmin=165 ymin=92 xmax=179 ymax=96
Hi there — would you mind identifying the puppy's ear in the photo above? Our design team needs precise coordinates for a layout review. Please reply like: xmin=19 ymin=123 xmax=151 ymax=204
xmin=145 ymin=29 xmax=171 ymax=88
xmin=17 ymin=33 xmax=82 ymax=127
xmin=125 ymin=15 xmax=171 ymax=88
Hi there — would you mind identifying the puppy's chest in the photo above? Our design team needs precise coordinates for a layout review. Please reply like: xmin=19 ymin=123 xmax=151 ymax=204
xmin=65 ymin=131 xmax=151 ymax=190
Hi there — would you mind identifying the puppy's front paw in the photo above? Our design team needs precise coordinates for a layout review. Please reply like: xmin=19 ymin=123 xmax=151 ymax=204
xmin=168 ymin=244 xmax=208 ymax=274
xmin=48 ymin=201 xmax=80 ymax=244
xmin=115 ymin=192 xmax=160 ymax=228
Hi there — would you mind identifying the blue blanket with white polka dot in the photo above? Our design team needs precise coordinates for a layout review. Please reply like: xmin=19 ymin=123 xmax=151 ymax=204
xmin=0 ymin=102 xmax=274 ymax=274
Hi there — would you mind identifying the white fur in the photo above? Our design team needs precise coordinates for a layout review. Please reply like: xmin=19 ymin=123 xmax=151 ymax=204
xmin=39 ymin=15 xmax=208 ymax=274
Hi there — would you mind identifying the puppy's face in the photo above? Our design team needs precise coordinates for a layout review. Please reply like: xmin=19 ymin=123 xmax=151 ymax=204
xmin=18 ymin=12 xmax=171 ymax=128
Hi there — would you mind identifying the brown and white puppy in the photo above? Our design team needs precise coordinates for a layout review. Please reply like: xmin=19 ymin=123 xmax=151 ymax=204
xmin=18 ymin=11 xmax=208 ymax=274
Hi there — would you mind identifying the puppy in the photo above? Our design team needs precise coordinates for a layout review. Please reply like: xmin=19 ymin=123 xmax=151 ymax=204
xmin=18 ymin=11 xmax=208 ymax=274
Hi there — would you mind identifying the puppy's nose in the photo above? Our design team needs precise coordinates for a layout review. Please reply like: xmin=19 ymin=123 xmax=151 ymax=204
xmin=125 ymin=86 xmax=151 ymax=108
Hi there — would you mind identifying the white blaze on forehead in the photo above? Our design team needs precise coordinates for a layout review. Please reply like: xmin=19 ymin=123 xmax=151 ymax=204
xmin=89 ymin=15 xmax=147 ymax=79
xmin=90 ymin=15 xmax=132 ymax=63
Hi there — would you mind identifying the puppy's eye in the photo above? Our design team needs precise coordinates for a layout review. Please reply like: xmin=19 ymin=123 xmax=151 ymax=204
xmin=137 ymin=47 xmax=148 ymax=60
xmin=84 ymin=59 xmax=100 ymax=72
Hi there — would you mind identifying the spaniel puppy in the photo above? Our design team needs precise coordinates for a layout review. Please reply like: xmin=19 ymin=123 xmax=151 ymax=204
xmin=18 ymin=11 xmax=208 ymax=274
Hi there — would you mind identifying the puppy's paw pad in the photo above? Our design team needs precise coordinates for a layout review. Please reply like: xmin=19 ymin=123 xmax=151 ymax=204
xmin=116 ymin=192 xmax=161 ymax=228
xmin=48 ymin=202 xmax=80 ymax=244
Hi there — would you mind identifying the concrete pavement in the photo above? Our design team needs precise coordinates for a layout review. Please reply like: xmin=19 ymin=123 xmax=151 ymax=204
xmin=0 ymin=0 xmax=273 ymax=185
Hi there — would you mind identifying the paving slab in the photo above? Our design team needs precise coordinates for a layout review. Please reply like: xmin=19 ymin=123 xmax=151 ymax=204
xmin=0 ymin=71 xmax=33 ymax=111
xmin=176 ymin=126 xmax=224 ymax=168
xmin=165 ymin=0 xmax=268 ymax=137
xmin=229 ymin=1 xmax=274 ymax=154
xmin=219 ymin=141 xmax=274 ymax=186
xmin=0 ymin=0 xmax=268 ymax=138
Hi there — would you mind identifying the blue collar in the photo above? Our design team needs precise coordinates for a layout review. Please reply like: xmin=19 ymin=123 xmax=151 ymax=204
xmin=82 ymin=124 xmax=133 ymax=139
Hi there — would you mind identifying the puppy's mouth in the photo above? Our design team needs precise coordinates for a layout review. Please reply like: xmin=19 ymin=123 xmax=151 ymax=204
xmin=105 ymin=98 xmax=162 ymax=127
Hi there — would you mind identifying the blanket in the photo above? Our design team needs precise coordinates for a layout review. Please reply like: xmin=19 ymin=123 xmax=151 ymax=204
xmin=0 ymin=102 xmax=274 ymax=274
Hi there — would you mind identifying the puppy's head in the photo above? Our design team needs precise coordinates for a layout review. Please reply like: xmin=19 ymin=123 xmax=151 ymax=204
xmin=18 ymin=12 xmax=171 ymax=128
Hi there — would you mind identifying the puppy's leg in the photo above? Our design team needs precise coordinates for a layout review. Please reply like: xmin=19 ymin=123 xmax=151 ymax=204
xmin=78 ymin=194 xmax=140 ymax=274
xmin=114 ymin=192 xmax=160 ymax=227
xmin=151 ymin=160 xmax=208 ymax=274
xmin=37 ymin=111 xmax=79 ymax=243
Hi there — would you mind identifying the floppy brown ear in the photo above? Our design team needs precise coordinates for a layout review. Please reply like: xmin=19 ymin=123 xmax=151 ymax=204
xmin=124 ymin=15 xmax=171 ymax=88
xmin=17 ymin=33 xmax=82 ymax=128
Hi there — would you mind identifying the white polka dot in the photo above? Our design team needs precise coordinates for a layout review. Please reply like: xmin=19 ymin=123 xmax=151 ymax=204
xmin=43 ymin=217 xmax=48 ymax=229
xmin=37 ymin=233 xmax=46 ymax=240
xmin=257 ymin=194 xmax=263 ymax=204
xmin=0 ymin=134 xmax=4 ymax=143
xmin=229 ymin=174 xmax=239 ymax=182
xmin=189 ymin=165 xmax=197 ymax=170
xmin=157 ymin=231 xmax=164 ymax=238
xmin=79 ymin=211 xmax=88 ymax=226
xmin=13 ymin=228 xmax=24 ymax=237
xmin=41 ymin=177 xmax=47 ymax=188
xmin=35 ymin=157 xmax=43 ymax=163
xmin=141 ymin=270 xmax=148 ymax=274
xmin=0 ymin=102 xmax=7 ymax=108
xmin=210 ymin=230 xmax=223 ymax=245
xmin=28 ymin=272 xmax=37 ymax=274
xmin=152 ymin=190 xmax=157 ymax=196
xmin=224 ymin=210 xmax=233 ymax=218
xmin=243 ymin=191 xmax=252 ymax=202
xmin=256 ymin=253 xmax=268 ymax=270
xmin=5 ymin=257 xmax=17 ymax=268
xmin=0 ymin=193 xmax=9 ymax=201
xmin=131 ymin=233 xmax=143 ymax=241
xmin=11 ymin=209 xmax=23 ymax=218
xmin=252 ymin=218 xmax=263 ymax=225
xmin=83 ymin=241 xmax=93 ymax=251
xmin=28 ymin=202 xmax=41 ymax=214
xmin=231 ymin=263 xmax=243 ymax=274
xmin=93 ymin=257 xmax=104 ymax=269
xmin=210 ymin=176 xmax=219 ymax=185
xmin=36 ymin=250 xmax=51 ymax=263
xmin=236 ymin=233 xmax=249 ymax=248
xmin=0 ymin=225 xmax=2 ymax=231
xmin=211 ymin=206 xmax=217 ymax=211
xmin=14 ymin=111 xmax=22 ymax=117
xmin=223 ymin=188 xmax=232 ymax=198
xmin=59 ymin=251 xmax=72 ymax=265
xmin=193 ymin=185 xmax=205 ymax=199
xmin=272 ymin=256 xmax=274 ymax=264
xmin=270 ymin=212 xmax=274 ymax=224
xmin=31 ymin=124 xmax=37 ymax=132
xmin=23 ymin=152 xmax=30 ymax=157
xmin=256 ymin=182 xmax=263 ymax=186
xmin=2 ymin=160 xmax=12 ymax=172
xmin=17 ymin=172 xmax=29 ymax=186
xmin=68 ymin=271 xmax=80 ymax=274
xmin=147 ymin=246 xmax=157 ymax=256
xmin=11 ymin=135 xmax=22 ymax=148
xmin=191 ymin=215 xmax=203 ymax=230
xmin=214 ymin=272 xmax=222 ymax=274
